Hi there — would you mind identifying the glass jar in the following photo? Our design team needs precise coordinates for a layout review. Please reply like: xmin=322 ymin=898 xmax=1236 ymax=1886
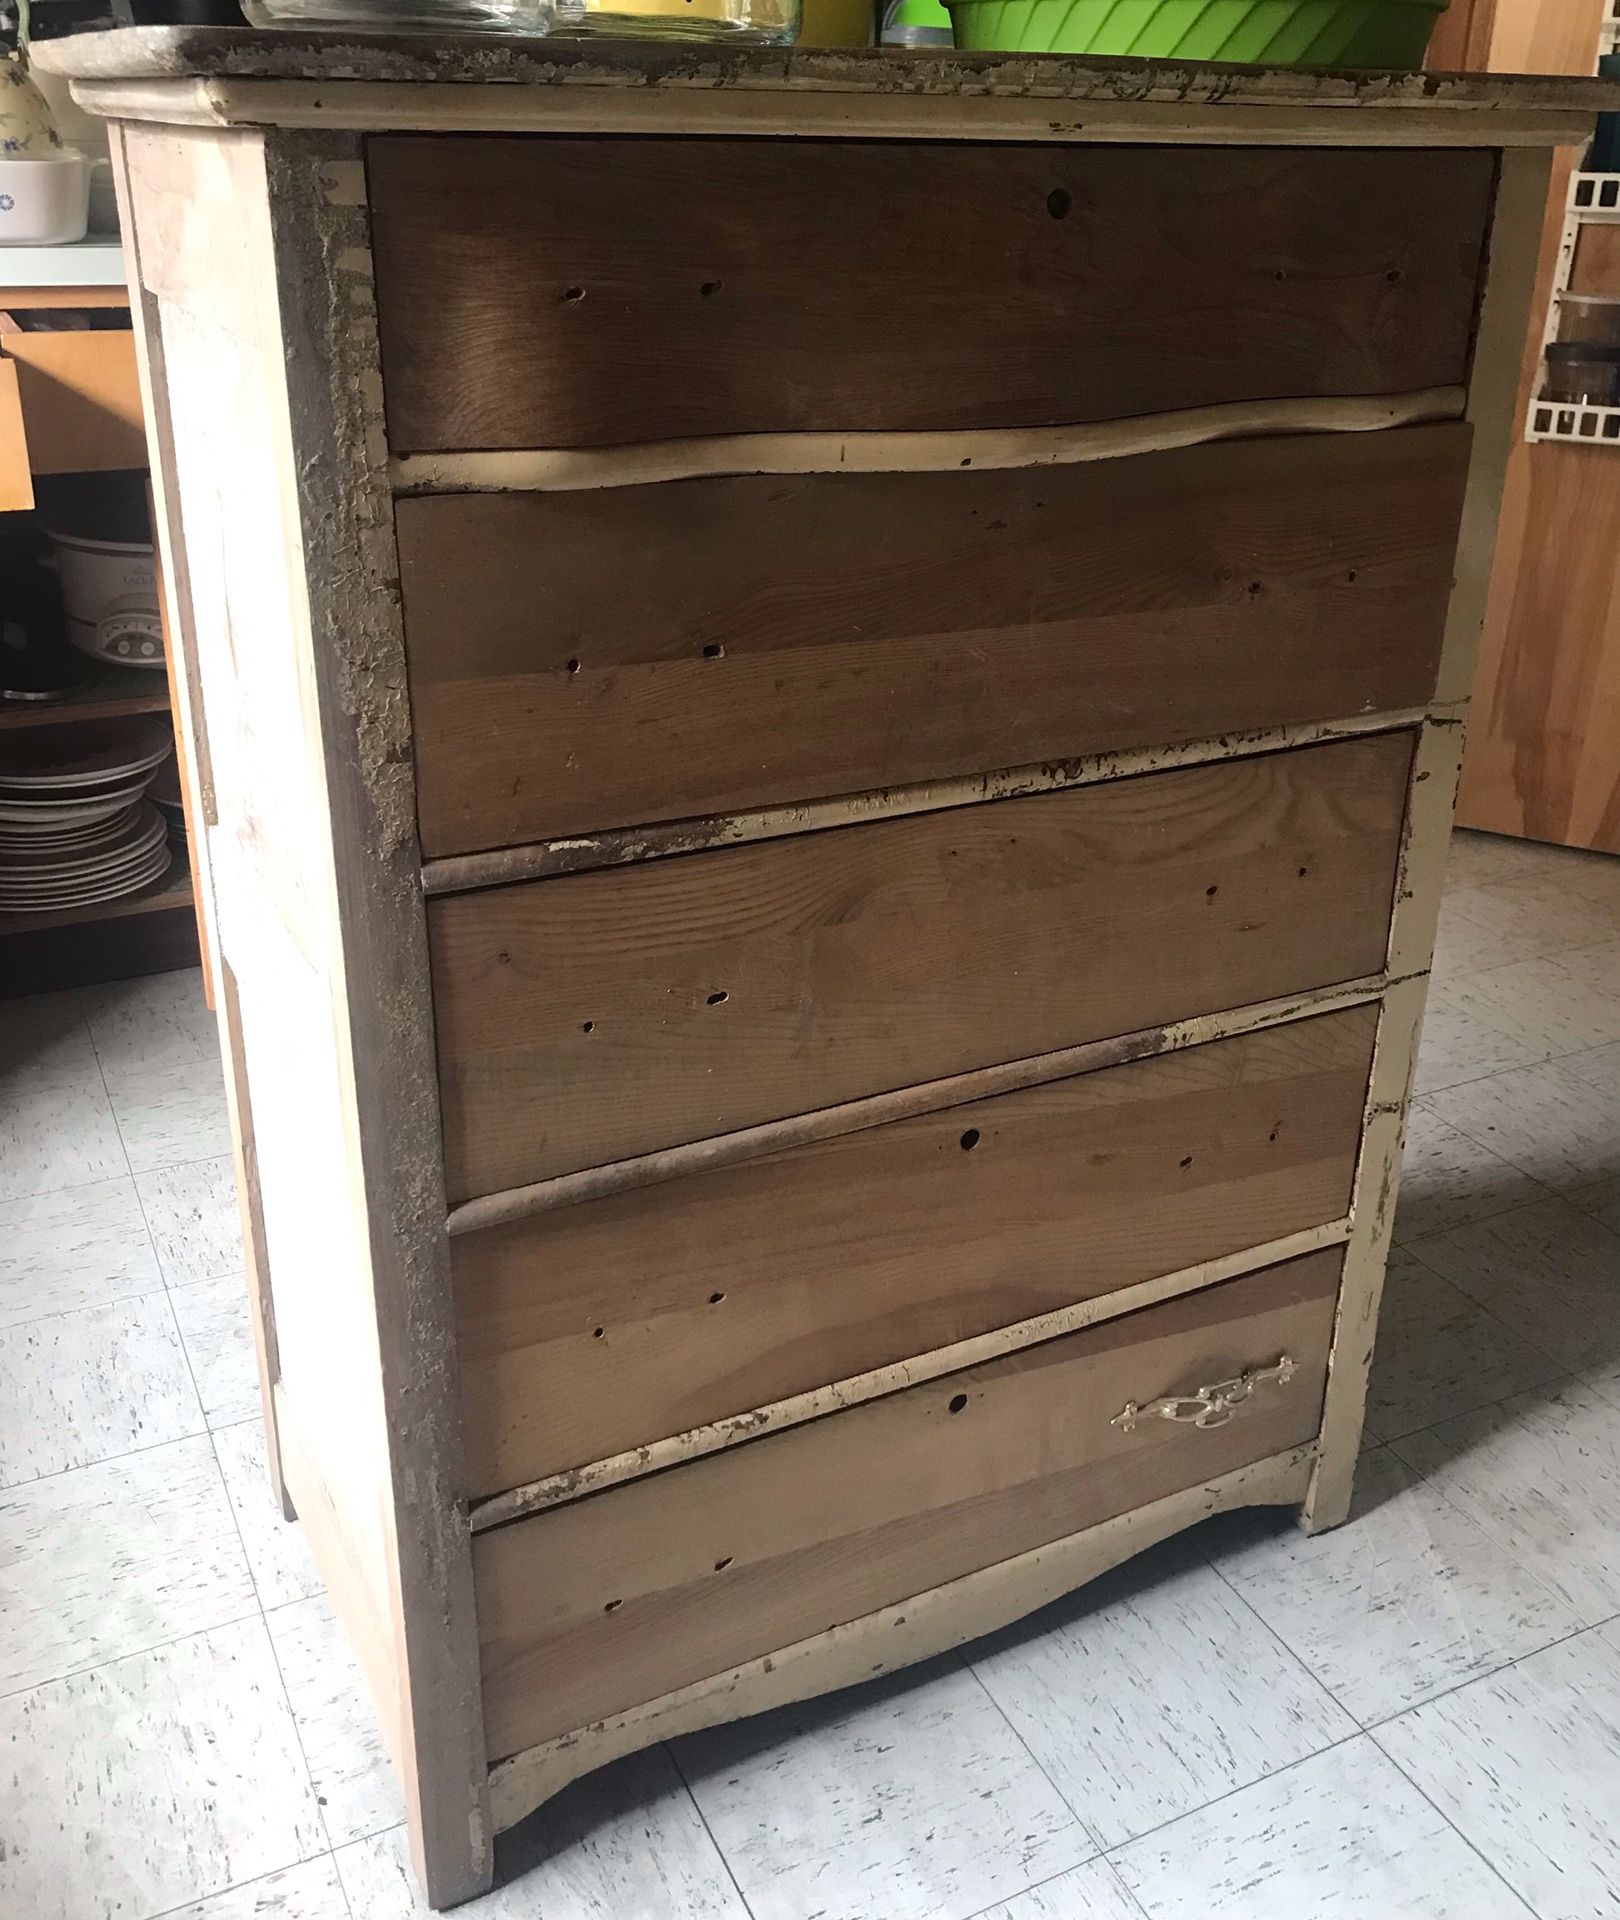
xmin=1543 ymin=341 xmax=1620 ymax=407
xmin=551 ymin=0 xmax=798 ymax=39
xmin=244 ymin=0 xmax=554 ymax=30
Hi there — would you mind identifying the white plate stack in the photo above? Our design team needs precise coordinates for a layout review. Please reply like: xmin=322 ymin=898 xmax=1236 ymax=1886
xmin=0 ymin=718 xmax=176 ymax=915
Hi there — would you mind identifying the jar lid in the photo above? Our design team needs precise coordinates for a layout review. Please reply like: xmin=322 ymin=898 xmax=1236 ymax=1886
xmin=1546 ymin=340 xmax=1620 ymax=362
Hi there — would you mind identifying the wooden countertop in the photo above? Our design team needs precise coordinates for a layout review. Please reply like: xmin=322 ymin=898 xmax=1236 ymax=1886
xmin=33 ymin=27 xmax=1620 ymax=145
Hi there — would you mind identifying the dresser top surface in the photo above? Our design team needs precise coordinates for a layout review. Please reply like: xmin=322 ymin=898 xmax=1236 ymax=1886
xmin=33 ymin=26 xmax=1620 ymax=143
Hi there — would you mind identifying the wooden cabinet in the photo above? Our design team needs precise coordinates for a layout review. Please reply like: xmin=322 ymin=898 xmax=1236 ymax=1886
xmin=41 ymin=23 xmax=1604 ymax=1911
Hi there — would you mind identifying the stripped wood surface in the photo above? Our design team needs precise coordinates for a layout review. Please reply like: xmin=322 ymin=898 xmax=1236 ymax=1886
xmin=470 ymin=1218 xmax=1350 ymax=1532
xmin=445 ymin=976 xmax=1388 ymax=1238
xmin=369 ymin=138 xmax=1493 ymax=452
xmin=474 ymin=1251 xmax=1341 ymax=1759
xmin=486 ymin=1442 xmax=1316 ymax=1829
xmin=454 ymin=1007 xmax=1373 ymax=1500
xmin=117 ymin=120 xmax=494 ymax=1906
xmin=431 ymin=733 xmax=1414 ymax=1199
xmin=422 ymin=711 xmax=1432 ymax=901
xmin=400 ymin=425 xmax=1470 ymax=855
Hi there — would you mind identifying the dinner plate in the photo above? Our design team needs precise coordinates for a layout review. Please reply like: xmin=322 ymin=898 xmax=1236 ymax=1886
xmin=0 ymin=844 xmax=171 ymax=911
xmin=0 ymin=784 xmax=151 ymax=827
xmin=0 ymin=717 xmax=172 ymax=790
xmin=0 ymin=812 xmax=136 ymax=851
xmin=0 ymin=804 xmax=165 ymax=876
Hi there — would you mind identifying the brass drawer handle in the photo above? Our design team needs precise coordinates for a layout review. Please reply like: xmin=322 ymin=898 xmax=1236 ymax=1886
xmin=1111 ymin=1355 xmax=1297 ymax=1434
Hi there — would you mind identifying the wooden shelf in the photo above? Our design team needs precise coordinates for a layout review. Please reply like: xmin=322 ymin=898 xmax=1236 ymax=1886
xmin=0 ymin=664 xmax=171 ymax=730
xmin=0 ymin=842 xmax=191 ymax=937
xmin=0 ymin=238 xmax=126 ymax=293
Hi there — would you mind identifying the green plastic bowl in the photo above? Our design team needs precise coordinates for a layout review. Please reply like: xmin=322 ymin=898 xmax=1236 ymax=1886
xmin=944 ymin=0 xmax=1448 ymax=63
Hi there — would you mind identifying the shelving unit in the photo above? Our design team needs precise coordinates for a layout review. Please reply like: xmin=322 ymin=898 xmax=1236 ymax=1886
xmin=0 ymin=239 xmax=201 ymax=994
xmin=1525 ymin=169 xmax=1620 ymax=446
xmin=0 ymin=663 xmax=169 ymax=730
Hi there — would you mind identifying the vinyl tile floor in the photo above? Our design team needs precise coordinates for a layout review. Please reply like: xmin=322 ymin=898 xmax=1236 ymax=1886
xmin=2 ymin=828 xmax=1619 ymax=1920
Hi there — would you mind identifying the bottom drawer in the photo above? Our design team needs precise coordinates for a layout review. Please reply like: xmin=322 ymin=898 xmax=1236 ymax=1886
xmin=474 ymin=1249 xmax=1341 ymax=1760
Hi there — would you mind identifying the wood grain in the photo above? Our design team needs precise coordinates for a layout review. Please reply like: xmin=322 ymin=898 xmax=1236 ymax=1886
xmin=453 ymin=1006 xmax=1374 ymax=1497
xmin=118 ymin=121 xmax=493 ymax=1906
xmin=1456 ymin=0 xmax=1618 ymax=855
xmin=430 ymin=732 xmax=1414 ymax=1199
xmin=399 ymin=424 xmax=1470 ymax=856
xmin=1305 ymin=150 xmax=1559 ymax=1530
xmin=1456 ymin=440 xmax=1620 ymax=851
xmin=0 ymin=358 xmax=31 ymax=512
xmin=1427 ymin=0 xmax=1499 ymax=70
xmin=473 ymin=1249 xmax=1341 ymax=1759
xmin=0 ymin=326 xmax=147 ymax=475
xmin=369 ymin=138 xmax=1495 ymax=453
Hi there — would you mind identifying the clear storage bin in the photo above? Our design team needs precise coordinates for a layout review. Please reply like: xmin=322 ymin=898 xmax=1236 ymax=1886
xmin=551 ymin=0 xmax=798 ymax=38
xmin=244 ymin=0 xmax=554 ymax=30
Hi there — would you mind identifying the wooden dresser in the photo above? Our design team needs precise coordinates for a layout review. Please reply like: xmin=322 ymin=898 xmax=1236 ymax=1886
xmin=37 ymin=27 xmax=1609 ymax=1908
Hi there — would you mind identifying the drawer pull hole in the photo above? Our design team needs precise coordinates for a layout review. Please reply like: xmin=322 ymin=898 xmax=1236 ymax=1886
xmin=707 ymin=990 xmax=728 ymax=1005
xmin=581 ymin=1020 xmax=595 ymax=1034
xmin=565 ymin=657 xmax=581 ymax=675
xmin=1205 ymin=885 xmax=1218 ymax=899
xmin=592 ymin=1326 xmax=604 ymax=1339
xmin=560 ymin=285 xmax=586 ymax=303
xmin=701 ymin=642 xmax=725 ymax=659
xmin=960 ymin=1128 xmax=980 ymax=1151
xmin=1046 ymin=187 xmax=1072 ymax=219
xmin=709 ymin=1291 xmax=725 ymax=1306
xmin=948 ymin=1392 xmax=968 ymax=1414
xmin=714 ymin=1555 xmax=733 ymax=1572
xmin=700 ymin=280 xmax=722 ymax=298
xmin=1179 ymin=1155 xmax=1194 ymax=1169
xmin=603 ymin=1598 xmax=622 ymax=1613
xmin=1113 ymin=1354 xmax=1297 ymax=1434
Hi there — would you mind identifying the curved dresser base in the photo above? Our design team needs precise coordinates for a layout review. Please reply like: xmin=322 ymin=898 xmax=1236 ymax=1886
xmin=487 ymin=1443 xmax=1315 ymax=1833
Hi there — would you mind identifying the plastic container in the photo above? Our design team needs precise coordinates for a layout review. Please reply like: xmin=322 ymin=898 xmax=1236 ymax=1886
xmin=1543 ymin=341 xmax=1620 ymax=408
xmin=882 ymin=0 xmax=952 ymax=44
xmin=551 ymin=0 xmax=798 ymax=40
xmin=944 ymin=0 xmax=1447 ymax=63
xmin=0 ymin=151 xmax=90 ymax=246
xmin=1559 ymin=292 xmax=1620 ymax=349
xmin=244 ymin=0 xmax=552 ymax=30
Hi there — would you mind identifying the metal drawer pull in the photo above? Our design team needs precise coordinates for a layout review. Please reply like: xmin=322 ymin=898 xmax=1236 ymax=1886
xmin=1111 ymin=1355 xmax=1297 ymax=1433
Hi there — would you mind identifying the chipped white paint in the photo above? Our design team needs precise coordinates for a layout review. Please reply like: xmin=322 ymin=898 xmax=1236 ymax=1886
xmin=470 ymin=1220 xmax=1349 ymax=1530
xmin=392 ymin=390 xmax=1465 ymax=497
xmin=448 ymin=976 xmax=1388 ymax=1238
xmin=423 ymin=709 xmax=1435 ymax=898
xmin=1302 ymin=146 xmax=1559 ymax=1532
xmin=487 ymin=1447 xmax=1314 ymax=1832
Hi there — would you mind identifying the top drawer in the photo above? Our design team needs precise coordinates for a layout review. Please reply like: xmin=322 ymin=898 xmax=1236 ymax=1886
xmin=367 ymin=138 xmax=1495 ymax=454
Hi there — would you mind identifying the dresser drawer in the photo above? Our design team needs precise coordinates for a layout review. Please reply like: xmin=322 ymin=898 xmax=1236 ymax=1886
xmin=399 ymin=425 xmax=1468 ymax=858
xmin=429 ymin=731 xmax=1411 ymax=1200
xmin=369 ymin=137 xmax=1492 ymax=453
xmin=454 ymin=1005 xmax=1374 ymax=1499
xmin=473 ymin=1248 xmax=1341 ymax=1758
